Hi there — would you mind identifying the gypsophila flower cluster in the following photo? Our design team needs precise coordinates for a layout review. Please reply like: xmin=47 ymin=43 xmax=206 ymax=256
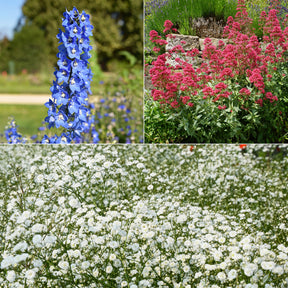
xmin=43 ymin=7 xmax=95 ymax=144
xmin=0 ymin=144 xmax=287 ymax=287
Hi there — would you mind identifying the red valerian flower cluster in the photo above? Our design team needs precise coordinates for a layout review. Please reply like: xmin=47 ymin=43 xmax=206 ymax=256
xmin=148 ymin=0 xmax=288 ymax=112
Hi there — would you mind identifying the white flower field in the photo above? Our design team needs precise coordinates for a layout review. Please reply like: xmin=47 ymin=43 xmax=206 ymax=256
xmin=0 ymin=144 xmax=287 ymax=287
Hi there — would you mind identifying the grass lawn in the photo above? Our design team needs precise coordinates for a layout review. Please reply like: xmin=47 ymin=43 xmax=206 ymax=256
xmin=0 ymin=67 xmax=142 ymax=95
xmin=0 ymin=104 xmax=47 ymax=142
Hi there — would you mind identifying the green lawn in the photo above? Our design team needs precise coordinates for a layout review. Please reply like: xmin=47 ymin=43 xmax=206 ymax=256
xmin=0 ymin=104 xmax=47 ymax=142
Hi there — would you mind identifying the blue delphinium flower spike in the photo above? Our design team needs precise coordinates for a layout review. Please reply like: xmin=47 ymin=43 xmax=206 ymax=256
xmin=43 ymin=7 xmax=94 ymax=143
xmin=5 ymin=118 xmax=26 ymax=144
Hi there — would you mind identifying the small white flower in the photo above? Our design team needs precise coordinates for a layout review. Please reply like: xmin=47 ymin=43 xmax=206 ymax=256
xmin=1 ymin=256 xmax=15 ymax=269
xmin=31 ymin=223 xmax=45 ymax=233
xmin=32 ymin=234 xmax=42 ymax=246
xmin=103 ymin=161 xmax=112 ymax=168
xmin=147 ymin=184 xmax=153 ymax=191
xmin=13 ymin=241 xmax=28 ymax=252
xmin=69 ymin=198 xmax=80 ymax=208
xmin=272 ymin=265 xmax=284 ymax=275
xmin=81 ymin=261 xmax=90 ymax=269
xmin=32 ymin=259 xmax=43 ymax=268
xmin=109 ymin=254 xmax=117 ymax=261
xmin=136 ymin=163 xmax=145 ymax=169
xmin=261 ymin=261 xmax=276 ymax=271
xmin=176 ymin=214 xmax=187 ymax=224
xmin=216 ymin=271 xmax=226 ymax=282
xmin=6 ymin=270 xmax=16 ymax=283
xmin=35 ymin=199 xmax=45 ymax=207
xmin=243 ymin=263 xmax=258 ymax=277
xmin=183 ymin=265 xmax=190 ymax=273
xmin=58 ymin=261 xmax=69 ymax=270
xmin=106 ymin=265 xmax=113 ymax=274
xmin=227 ymin=269 xmax=238 ymax=280
xmin=25 ymin=269 xmax=36 ymax=280
xmin=44 ymin=235 xmax=57 ymax=244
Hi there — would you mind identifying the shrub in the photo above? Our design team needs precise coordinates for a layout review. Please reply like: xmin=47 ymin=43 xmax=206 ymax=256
xmin=146 ymin=0 xmax=288 ymax=143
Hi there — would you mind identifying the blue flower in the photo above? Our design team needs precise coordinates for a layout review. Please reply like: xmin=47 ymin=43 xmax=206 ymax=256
xmin=43 ymin=7 xmax=99 ymax=143
xmin=5 ymin=118 xmax=26 ymax=144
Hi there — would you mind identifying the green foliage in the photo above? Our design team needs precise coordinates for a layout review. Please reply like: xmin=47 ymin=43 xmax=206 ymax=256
xmin=21 ymin=0 xmax=143 ymax=69
xmin=145 ymin=73 xmax=288 ymax=143
xmin=89 ymin=36 xmax=103 ymax=84
xmin=8 ymin=23 xmax=49 ymax=74
xmin=0 ymin=105 xmax=47 ymax=143
xmin=145 ymin=0 xmax=238 ymax=38
xmin=144 ymin=93 xmax=187 ymax=143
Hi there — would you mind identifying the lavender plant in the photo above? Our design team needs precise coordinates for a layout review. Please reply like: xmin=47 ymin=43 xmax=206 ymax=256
xmin=43 ymin=7 xmax=98 ymax=144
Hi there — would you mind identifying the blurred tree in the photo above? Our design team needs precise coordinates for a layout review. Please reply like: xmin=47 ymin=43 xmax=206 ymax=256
xmin=9 ymin=23 xmax=49 ymax=74
xmin=0 ymin=36 xmax=10 ymax=72
xmin=21 ymin=0 xmax=143 ymax=70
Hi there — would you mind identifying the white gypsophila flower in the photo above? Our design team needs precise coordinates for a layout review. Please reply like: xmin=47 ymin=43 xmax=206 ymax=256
xmin=14 ymin=253 xmax=29 ymax=265
xmin=31 ymin=223 xmax=45 ymax=233
xmin=35 ymin=174 xmax=45 ymax=183
xmin=13 ymin=241 xmax=28 ymax=252
xmin=106 ymin=265 xmax=113 ymax=274
xmin=272 ymin=265 xmax=284 ymax=275
xmin=25 ymin=269 xmax=36 ymax=280
xmin=58 ymin=196 xmax=66 ymax=205
xmin=32 ymin=234 xmax=42 ymax=246
xmin=1 ymin=256 xmax=15 ymax=269
xmin=136 ymin=163 xmax=145 ymax=169
xmin=243 ymin=263 xmax=258 ymax=277
xmin=58 ymin=261 xmax=69 ymax=270
xmin=109 ymin=254 xmax=117 ymax=261
xmin=35 ymin=199 xmax=45 ymax=207
xmin=81 ymin=261 xmax=90 ymax=270
xmin=244 ymin=284 xmax=258 ymax=288
xmin=103 ymin=161 xmax=112 ymax=168
xmin=176 ymin=214 xmax=187 ymax=224
xmin=261 ymin=261 xmax=276 ymax=271
xmin=44 ymin=235 xmax=57 ymax=244
xmin=113 ymin=258 xmax=122 ymax=268
xmin=227 ymin=269 xmax=238 ymax=280
xmin=32 ymin=259 xmax=43 ymax=268
xmin=16 ymin=210 xmax=31 ymax=224
xmin=216 ymin=271 xmax=226 ymax=282
xmin=147 ymin=184 xmax=153 ymax=191
xmin=69 ymin=198 xmax=80 ymax=208
xmin=6 ymin=270 xmax=16 ymax=283
xmin=183 ymin=265 xmax=190 ymax=273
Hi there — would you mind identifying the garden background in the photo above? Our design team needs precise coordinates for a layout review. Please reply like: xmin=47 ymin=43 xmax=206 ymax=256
xmin=0 ymin=0 xmax=143 ymax=143
xmin=144 ymin=0 xmax=288 ymax=143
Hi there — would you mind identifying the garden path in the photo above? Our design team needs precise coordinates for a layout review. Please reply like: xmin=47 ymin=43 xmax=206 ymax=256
xmin=0 ymin=94 xmax=51 ymax=105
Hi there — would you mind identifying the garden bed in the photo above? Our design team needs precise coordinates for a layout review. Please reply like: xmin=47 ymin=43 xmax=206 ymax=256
xmin=0 ymin=144 xmax=287 ymax=287
xmin=144 ymin=0 xmax=288 ymax=143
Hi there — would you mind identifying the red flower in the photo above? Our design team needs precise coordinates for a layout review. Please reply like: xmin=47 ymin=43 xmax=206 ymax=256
xmin=239 ymin=144 xmax=247 ymax=149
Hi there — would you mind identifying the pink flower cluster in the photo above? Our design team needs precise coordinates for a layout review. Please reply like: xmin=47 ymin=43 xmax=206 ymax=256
xmin=148 ymin=0 xmax=288 ymax=111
